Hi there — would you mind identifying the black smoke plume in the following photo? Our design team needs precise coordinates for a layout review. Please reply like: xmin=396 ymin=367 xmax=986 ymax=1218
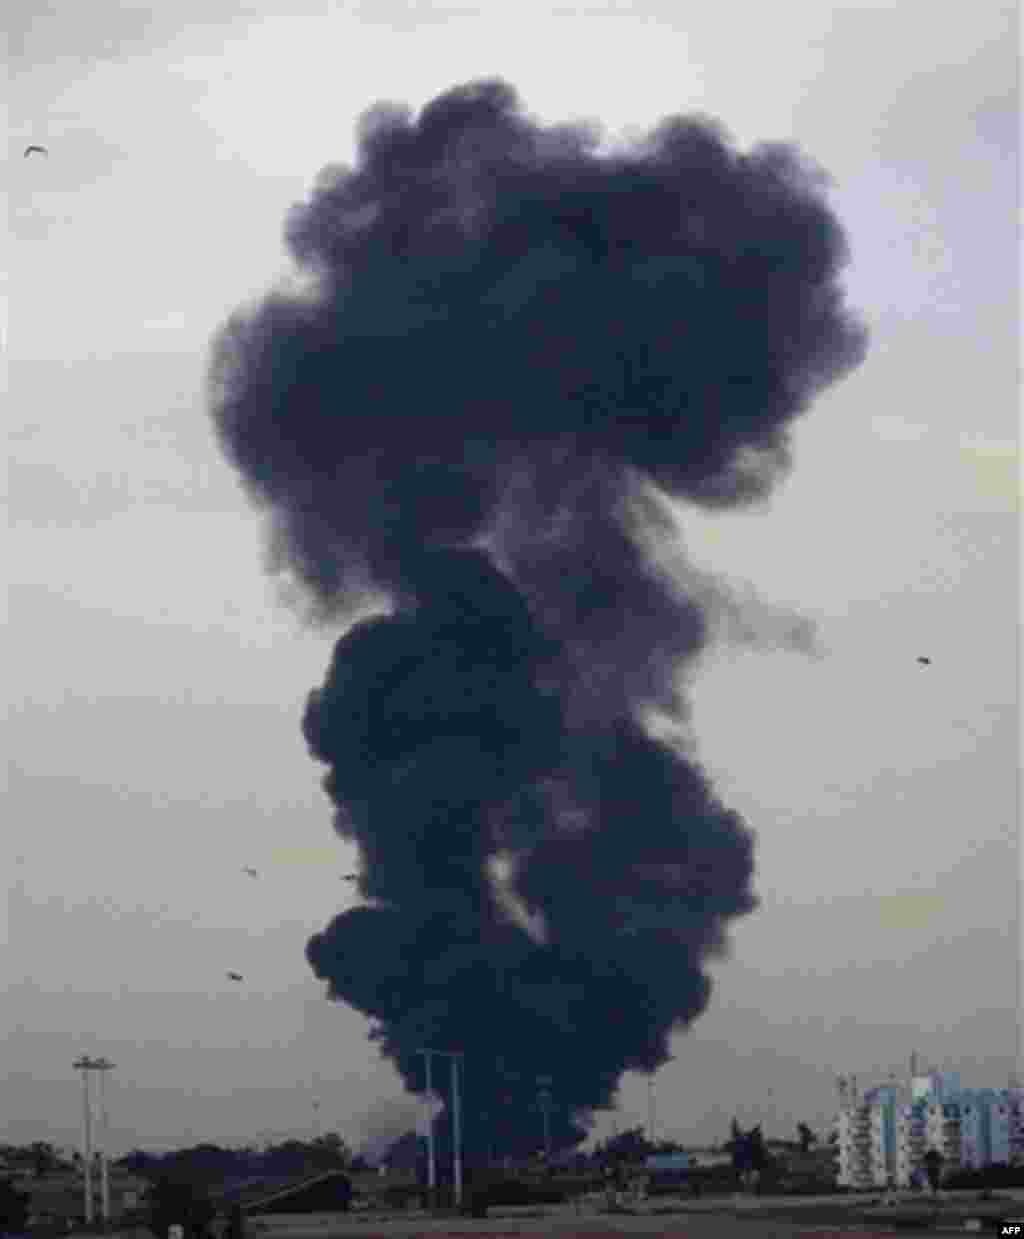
xmin=208 ymin=79 xmax=866 ymax=1162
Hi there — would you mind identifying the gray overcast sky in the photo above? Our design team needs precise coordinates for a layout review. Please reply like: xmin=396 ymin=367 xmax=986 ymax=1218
xmin=5 ymin=0 xmax=1019 ymax=1156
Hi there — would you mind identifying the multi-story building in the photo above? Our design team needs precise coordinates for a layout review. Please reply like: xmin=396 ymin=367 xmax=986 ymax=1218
xmin=911 ymin=1072 xmax=960 ymax=1104
xmin=987 ymin=1094 xmax=1012 ymax=1164
xmin=839 ymin=1066 xmax=1009 ymax=1189
xmin=895 ymin=1102 xmax=928 ymax=1187
xmin=960 ymin=1094 xmax=988 ymax=1170
xmin=867 ymin=1086 xmax=900 ymax=1186
xmin=1008 ymin=1086 xmax=1024 ymax=1166
xmin=924 ymin=1102 xmax=962 ymax=1177
xmin=836 ymin=1082 xmax=902 ymax=1189
xmin=960 ymin=1090 xmax=1012 ymax=1169
xmin=838 ymin=1104 xmax=874 ymax=1189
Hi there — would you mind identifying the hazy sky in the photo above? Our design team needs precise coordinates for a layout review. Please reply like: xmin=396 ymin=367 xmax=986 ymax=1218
xmin=6 ymin=0 xmax=1019 ymax=1158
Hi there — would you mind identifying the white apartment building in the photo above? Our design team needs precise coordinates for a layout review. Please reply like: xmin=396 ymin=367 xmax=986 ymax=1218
xmin=838 ymin=1086 xmax=900 ymax=1189
xmin=924 ymin=1102 xmax=962 ymax=1176
xmin=838 ymin=1104 xmax=874 ymax=1189
xmin=839 ymin=1069 xmax=1019 ymax=1189
xmin=894 ymin=1102 xmax=927 ymax=1187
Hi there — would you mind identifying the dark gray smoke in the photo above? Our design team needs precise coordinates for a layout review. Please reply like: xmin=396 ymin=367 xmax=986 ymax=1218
xmin=208 ymin=79 xmax=866 ymax=1162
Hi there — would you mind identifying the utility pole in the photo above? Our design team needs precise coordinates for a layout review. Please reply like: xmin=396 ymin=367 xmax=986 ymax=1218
xmin=450 ymin=1053 xmax=463 ymax=1209
xmin=419 ymin=1050 xmax=437 ymax=1202
xmin=417 ymin=1048 xmax=464 ymax=1210
xmin=74 ymin=1056 xmax=115 ymax=1226
xmin=648 ymin=1075 xmax=656 ymax=1147
xmin=74 ymin=1058 xmax=93 ymax=1226
xmin=537 ymin=1076 xmax=553 ymax=1161
xmin=492 ymin=935 xmax=505 ymax=1171
xmin=96 ymin=1058 xmax=114 ymax=1225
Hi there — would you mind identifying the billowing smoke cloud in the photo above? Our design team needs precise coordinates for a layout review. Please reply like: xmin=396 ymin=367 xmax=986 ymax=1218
xmin=208 ymin=79 xmax=866 ymax=1163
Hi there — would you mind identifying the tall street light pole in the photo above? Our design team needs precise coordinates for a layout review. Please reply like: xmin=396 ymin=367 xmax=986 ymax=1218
xmin=648 ymin=1074 xmax=656 ymax=1147
xmin=73 ymin=1057 xmax=93 ymax=1226
xmin=417 ymin=1048 xmax=464 ymax=1210
xmin=419 ymin=1050 xmax=437 ymax=1200
xmin=73 ymin=1056 xmax=115 ymax=1225
xmin=450 ymin=1052 xmax=463 ymax=1208
xmin=537 ymin=1077 xmax=553 ymax=1162
xmin=95 ymin=1058 xmax=115 ymax=1225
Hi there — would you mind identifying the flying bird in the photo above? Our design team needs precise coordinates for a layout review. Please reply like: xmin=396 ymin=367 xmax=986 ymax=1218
xmin=24 ymin=145 xmax=47 ymax=158
xmin=341 ymin=873 xmax=359 ymax=881
xmin=226 ymin=972 xmax=244 ymax=982
xmin=916 ymin=657 xmax=932 ymax=666
xmin=242 ymin=867 xmax=259 ymax=878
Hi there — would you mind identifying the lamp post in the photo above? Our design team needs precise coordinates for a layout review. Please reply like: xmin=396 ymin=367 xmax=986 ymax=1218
xmin=648 ymin=1075 xmax=656 ymax=1148
xmin=73 ymin=1056 xmax=115 ymax=1226
xmin=417 ymin=1048 xmax=464 ymax=1209
xmin=419 ymin=1050 xmax=436 ymax=1200
xmin=73 ymin=1057 xmax=94 ymax=1226
xmin=451 ymin=1052 xmax=463 ymax=1208
xmin=537 ymin=1077 xmax=553 ymax=1162
xmin=95 ymin=1058 xmax=115 ymax=1225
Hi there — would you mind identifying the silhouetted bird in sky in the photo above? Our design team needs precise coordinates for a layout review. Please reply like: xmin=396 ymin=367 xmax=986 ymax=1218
xmin=24 ymin=145 xmax=47 ymax=157
xmin=242 ymin=867 xmax=259 ymax=878
xmin=916 ymin=657 xmax=932 ymax=666
xmin=226 ymin=972 xmax=244 ymax=982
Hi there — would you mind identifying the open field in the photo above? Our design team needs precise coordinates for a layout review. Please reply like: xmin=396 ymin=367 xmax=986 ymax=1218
xmin=66 ymin=1226 xmax=938 ymax=1239
xmin=69 ymin=1190 xmax=1024 ymax=1239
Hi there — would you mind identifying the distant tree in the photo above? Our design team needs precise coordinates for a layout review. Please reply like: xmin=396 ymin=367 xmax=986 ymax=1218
xmin=146 ymin=1175 xmax=215 ymax=1239
xmin=188 ymin=1192 xmax=216 ymax=1239
xmin=797 ymin=1123 xmax=817 ymax=1154
xmin=0 ymin=1177 xmax=31 ymax=1233
xmin=724 ymin=1120 xmax=772 ymax=1190
xmin=225 ymin=1204 xmax=244 ymax=1239
xmin=156 ymin=1145 xmax=234 ymax=1189
xmin=29 ymin=1141 xmax=60 ymax=1177
xmin=382 ymin=1131 xmax=424 ymax=1173
xmin=309 ymin=1133 xmax=351 ymax=1171
xmin=147 ymin=1175 xmax=189 ymax=1239
xmin=747 ymin=1126 xmax=767 ymax=1171
xmin=260 ymin=1139 xmax=329 ymax=1177
xmin=0 ymin=1141 xmax=72 ymax=1178
xmin=725 ymin=1119 xmax=748 ymax=1173
xmin=118 ymin=1149 xmax=161 ymax=1175
xmin=923 ymin=1148 xmax=944 ymax=1193
xmin=602 ymin=1126 xmax=652 ymax=1163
